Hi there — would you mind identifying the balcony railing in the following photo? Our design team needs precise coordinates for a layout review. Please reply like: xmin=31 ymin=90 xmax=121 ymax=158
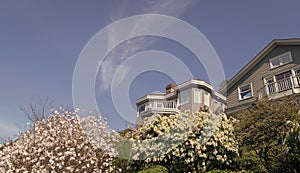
xmin=139 ymin=101 xmax=179 ymax=117
xmin=266 ymin=75 xmax=300 ymax=95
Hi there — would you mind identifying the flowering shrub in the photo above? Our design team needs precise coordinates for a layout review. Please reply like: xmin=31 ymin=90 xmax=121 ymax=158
xmin=0 ymin=109 xmax=118 ymax=172
xmin=126 ymin=111 xmax=239 ymax=172
xmin=284 ymin=120 xmax=300 ymax=170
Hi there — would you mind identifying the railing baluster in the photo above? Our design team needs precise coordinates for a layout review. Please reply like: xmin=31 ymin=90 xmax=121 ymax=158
xmin=146 ymin=101 xmax=177 ymax=109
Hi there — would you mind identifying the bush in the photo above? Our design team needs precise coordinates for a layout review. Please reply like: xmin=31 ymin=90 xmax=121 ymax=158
xmin=205 ymin=170 xmax=253 ymax=173
xmin=138 ymin=165 xmax=168 ymax=173
xmin=230 ymin=95 xmax=300 ymax=172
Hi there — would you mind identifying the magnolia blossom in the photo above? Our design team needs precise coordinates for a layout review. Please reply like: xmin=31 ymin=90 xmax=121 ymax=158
xmin=0 ymin=108 xmax=118 ymax=172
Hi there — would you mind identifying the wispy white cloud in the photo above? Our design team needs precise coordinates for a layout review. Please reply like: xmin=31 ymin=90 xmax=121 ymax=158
xmin=98 ymin=0 xmax=195 ymax=91
xmin=144 ymin=0 xmax=193 ymax=16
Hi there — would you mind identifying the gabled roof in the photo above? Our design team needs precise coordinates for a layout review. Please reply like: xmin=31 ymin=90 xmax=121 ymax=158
xmin=226 ymin=38 xmax=300 ymax=92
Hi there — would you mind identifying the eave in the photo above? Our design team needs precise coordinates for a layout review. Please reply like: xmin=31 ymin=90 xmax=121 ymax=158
xmin=226 ymin=38 xmax=300 ymax=92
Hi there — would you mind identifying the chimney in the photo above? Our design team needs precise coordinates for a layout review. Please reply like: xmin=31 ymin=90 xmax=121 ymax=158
xmin=165 ymin=83 xmax=177 ymax=94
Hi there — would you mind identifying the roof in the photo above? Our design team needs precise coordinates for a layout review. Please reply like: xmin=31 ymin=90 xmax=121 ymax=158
xmin=136 ymin=79 xmax=226 ymax=105
xmin=226 ymin=38 xmax=300 ymax=92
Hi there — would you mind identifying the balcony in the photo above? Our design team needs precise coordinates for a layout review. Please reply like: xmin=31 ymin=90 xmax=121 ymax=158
xmin=265 ymin=75 xmax=300 ymax=99
xmin=139 ymin=101 xmax=180 ymax=117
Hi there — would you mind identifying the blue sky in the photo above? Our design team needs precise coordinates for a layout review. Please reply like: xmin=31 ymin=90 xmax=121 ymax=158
xmin=1 ymin=0 xmax=300 ymax=137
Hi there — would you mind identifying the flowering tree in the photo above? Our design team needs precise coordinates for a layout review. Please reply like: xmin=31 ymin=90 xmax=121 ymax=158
xmin=0 ymin=109 xmax=118 ymax=172
xmin=125 ymin=111 xmax=239 ymax=172
xmin=20 ymin=98 xmax=53 ymax=123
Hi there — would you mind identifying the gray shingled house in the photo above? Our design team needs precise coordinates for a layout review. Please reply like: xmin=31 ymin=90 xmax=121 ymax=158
xmin=225 ymin=38 xmax=300 ymax=113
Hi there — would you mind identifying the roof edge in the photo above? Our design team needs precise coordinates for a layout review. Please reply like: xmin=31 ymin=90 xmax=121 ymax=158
xmin=226 ymin=38 xmax=300 ymax=91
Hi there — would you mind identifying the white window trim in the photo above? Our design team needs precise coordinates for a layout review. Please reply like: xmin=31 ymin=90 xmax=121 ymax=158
xmin=203 ymin=91 xmax=210 ymax=106
xmin=178 ymin=89 xmax=190 ymax=106
xmin=193 ymin=88 xmax=202 ymax=103
xmin=269 ymin=51 xmax=293 ymax=69
xmin=238 ymin=83 xmax=254 ymax=101
xmin=295 ymin=68 xmax=300 ymax=75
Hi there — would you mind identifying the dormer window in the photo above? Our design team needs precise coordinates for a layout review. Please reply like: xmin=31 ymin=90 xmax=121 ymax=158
xmin=269 ymin=51 xmax=292 ymax=69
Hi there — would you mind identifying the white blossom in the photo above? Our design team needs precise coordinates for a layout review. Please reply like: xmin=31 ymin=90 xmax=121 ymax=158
xmin=0 ymin=108 xmax=118 ymax=172
xmin=126 ymin=111 xmax=239 ymax=171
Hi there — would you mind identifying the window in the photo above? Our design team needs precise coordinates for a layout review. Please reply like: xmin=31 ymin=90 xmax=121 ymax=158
xmin=276 ymin=71 xmax=292 ymax=91
xmin=138 ymin=104 xmax=145 ymax=113
xmin=295 ymin=69 xmax=300 ymax=75
xmin=269 ymin=51 xmax=292 ymax=69
xmin=178 ymin=89 xmax=190 ymax=105
xmin=265 ymin=77 xmax=275 ymax=94
xmin=238 ymin=83 xmax=253 ymax=100
xmin=193 ymin=88 xmax=202 ymax=103
xmin=204 ymin=91 xmax=210 ymax=106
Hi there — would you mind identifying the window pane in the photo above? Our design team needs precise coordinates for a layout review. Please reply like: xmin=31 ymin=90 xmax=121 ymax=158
xmin=194 ymin=88 xmax=201 ymax=103
xmin=241 ymin=90 xmax=252 ymax=99
xmin=270 ymin=58 xmax=280 ymax=68
xmin=138 ymin=104 xmax=145 ymax=112
xmin=179 ymin=89 xmax=190 ymax=105
xmin=281 ymin=53 xmax=291 ymax=64
xmin=240 ymin=85 xmax=250 ymax=92
xmin=204 ymin=91 xmax=210 ymax=106
xmin=276 ymin=71 xmax=292 ymax=91
xmin=266 ymin=78 xmax=274 ymax=83
xmin=239 ymin=84 xmax=252 ymax=100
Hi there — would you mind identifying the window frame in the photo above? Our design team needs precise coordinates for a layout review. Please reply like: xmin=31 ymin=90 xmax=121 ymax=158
xmin=178 ymin=89 xmax=190 ymax=106
xmin=203 ymin=91 xmax=210 ymax=106
xmin=193 ymin=88 xmax=202 ymax=103
xmin=269 ymin=51 xmax=293 ymax=69
xmin=275 ymin=71 xmax=293 ymax=92
xmin=295 ymin=68 xmax=300 ymax=76
xmin=238 ymin=83 xmax=253 ymax=101
xmin=138 ymin=103 xmax=146 ymax=113
xmin=295 ymin=68 xmax=300 ymax=87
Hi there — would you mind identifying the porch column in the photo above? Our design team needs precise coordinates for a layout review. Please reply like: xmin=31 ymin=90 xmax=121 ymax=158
xmin=291 ymin=70 xmax=297 ymax=93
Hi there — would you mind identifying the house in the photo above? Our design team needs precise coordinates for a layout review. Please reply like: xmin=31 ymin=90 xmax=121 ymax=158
xmin=136 ymin=79 xmax=226 ymax=125
xmin=225 ymin=38 xmax=300 ymax=113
